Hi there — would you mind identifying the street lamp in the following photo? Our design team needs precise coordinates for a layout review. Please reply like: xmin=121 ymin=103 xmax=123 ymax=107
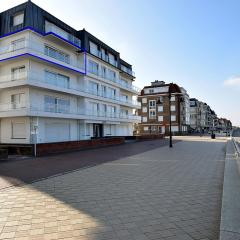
xmin=168 ymin=83 xmax=174 ymax=148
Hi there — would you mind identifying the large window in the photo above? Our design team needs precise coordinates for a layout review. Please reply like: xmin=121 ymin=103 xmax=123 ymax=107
xmin=13 ymin=12 xmax=24 ymax=26
xmin=45 ymin=70 xmax=69 ymax=88
xmin=88 ymin=60 xmax=98 ymax=75
xmin=44 ymin=96 xmax=70 ymax=113
xmin=44 ymin=45 xmax=70 ymax=64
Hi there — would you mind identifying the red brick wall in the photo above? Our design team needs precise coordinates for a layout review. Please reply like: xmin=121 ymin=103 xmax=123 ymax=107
xmin=36 ymin=137 xmax=125 ymax=156
xmin=136 ymin=134 xmax=164 ymax=141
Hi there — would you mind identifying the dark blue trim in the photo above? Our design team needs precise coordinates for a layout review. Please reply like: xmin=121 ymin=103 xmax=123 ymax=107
xmin=0 ymin=52 xmax=86 ymax=75
xmin=0 ymin=26 xmax=85 ymax=52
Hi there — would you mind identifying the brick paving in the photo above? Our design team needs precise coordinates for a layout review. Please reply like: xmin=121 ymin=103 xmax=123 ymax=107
xmin=0 ymin=136 xmax=227 ymax=240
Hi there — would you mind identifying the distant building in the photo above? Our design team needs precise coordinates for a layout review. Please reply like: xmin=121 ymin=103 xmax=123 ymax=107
xmin=137 ymin=81 xmax=190 ymax=135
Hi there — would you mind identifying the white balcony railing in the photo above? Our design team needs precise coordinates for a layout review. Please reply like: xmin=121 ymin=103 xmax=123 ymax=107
xmin=0 ymin=71 xmax=141 ymax=108
xmin=0 ymin=102 xmax=141 ymax=121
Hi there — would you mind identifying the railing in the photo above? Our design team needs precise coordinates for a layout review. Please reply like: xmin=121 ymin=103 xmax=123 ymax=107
xmin=0 ymin=71 xmax=141 ymax=107
xmin=87 ymin=70 xmax=141 ymax=93
xmin=90 ymin=50 xmax=118 ymax=67
xmin=0 ymin=39 xmax=85 ymax=71
xmin=0 ymin=102 xmax=141 ymax=121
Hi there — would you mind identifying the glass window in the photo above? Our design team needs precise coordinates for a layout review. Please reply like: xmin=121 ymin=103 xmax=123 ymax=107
xmin=142 ymin=98 xmax=147 ymax=104
xmin=13 ymin=12 xmax=24 ymax=26
xmin=149 ymin=100 xmax=156 ymax=109
xmin=171 ymin=115 xmax=176 ymax=121
xmin=171 ymin=105 xmax=176 ymax=111
xmin=89 ymin=81 xmax=99 ymax=95
xmin=158 ymin=116 xmax=163 ymax=122
xmin=149 ymin=110 xmax=156 ymax=119
xmin=107 ymin=69 xmax=116 ymax=81
xmin=45 ymin=70 xmax=69 ymax=88
xmin=158 ymin=106 xmax=163 ymax=112
xmin=88 ymin=60 xmax=98 ymax=75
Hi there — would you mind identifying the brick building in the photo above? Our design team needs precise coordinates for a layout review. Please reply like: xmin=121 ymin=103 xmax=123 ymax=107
xmin=137 ymin=81 xmax=190 ymax=135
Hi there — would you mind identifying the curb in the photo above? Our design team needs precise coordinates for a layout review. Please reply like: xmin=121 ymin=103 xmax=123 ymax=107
xmin=219 ymin=139 xmax=240 ymax=240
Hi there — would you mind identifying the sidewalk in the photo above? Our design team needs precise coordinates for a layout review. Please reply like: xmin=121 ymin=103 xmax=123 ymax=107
xmin=0 ymin=136 xmax=227 ymax=240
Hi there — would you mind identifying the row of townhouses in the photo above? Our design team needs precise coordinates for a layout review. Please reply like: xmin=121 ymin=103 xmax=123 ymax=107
xmin=0 ymin=1 xmax=141 ymax=145
xmin=190 ymin=98 xmax=232 ymax=133
xmin=136 ymin=81 xmax=232 ymax=135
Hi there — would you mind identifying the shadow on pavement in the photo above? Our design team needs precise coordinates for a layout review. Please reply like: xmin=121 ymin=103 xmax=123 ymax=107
xmin=0 ymin=139 xmax=177 ymax=189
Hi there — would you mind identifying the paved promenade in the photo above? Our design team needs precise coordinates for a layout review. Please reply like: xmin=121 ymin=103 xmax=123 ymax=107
xmin=0 ymin=136 xmax=227 ymax=240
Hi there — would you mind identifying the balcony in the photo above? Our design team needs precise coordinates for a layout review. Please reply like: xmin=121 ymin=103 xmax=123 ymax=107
xmin=0 ymin=102 xmax=141 ymax=122
xmin=90 ymin=50 xmax=118 ymax=68
xmin=0 ymin=70 xmax=141 ymax=108
xmin=87 ymin=69 xmax=141 ymax=94
xmin=0 ymin=38 xmax=85 ymax=74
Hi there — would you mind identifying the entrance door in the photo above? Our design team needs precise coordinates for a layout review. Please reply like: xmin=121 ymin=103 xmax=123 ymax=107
xmin=93 ymin=124 xmax=103 ymax=138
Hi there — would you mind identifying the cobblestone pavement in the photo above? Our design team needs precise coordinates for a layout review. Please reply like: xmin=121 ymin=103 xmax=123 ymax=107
xmin=0 ymin=136 xmax=227 ymax=240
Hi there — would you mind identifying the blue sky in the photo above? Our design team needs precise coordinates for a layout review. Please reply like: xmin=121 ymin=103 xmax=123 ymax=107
xmin=1 ymin=0 xmax=240 ymax=125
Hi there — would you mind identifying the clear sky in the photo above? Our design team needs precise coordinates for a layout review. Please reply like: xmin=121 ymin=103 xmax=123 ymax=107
xmin=1 ymin=0 xmax=240 ymax=126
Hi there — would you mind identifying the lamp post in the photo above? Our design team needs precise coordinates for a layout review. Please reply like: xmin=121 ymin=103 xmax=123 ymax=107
xmin=168 ymin=83 xmax=173 ymax=148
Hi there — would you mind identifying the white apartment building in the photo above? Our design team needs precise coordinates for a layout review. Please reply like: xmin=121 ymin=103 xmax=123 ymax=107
xmin=0 ymin=2 xmax=141 ymax=144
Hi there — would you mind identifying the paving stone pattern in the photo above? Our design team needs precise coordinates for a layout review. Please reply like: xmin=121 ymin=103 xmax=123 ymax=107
xmin=0 ymin=136 xmax=227 ymax=240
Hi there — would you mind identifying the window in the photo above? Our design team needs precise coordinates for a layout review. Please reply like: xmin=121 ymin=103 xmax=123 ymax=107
xmin=107 ymin=69 xmax=116 ymax=81
xmin=101 ymin=85 xmax=107 ymax=97
xmin=108 ymin=105 xmax=116 ymax=117
xmin=142 ymin=98 xmax=147 ymax=104
xmin=45 ymin=70 xmax=69 ymax=88
xmin=149 ymin=110 xmax=156 ymax=119
xmin=158 ymin=106 xmax=163 ymax=112
xmin=158 ymin=116 xmax=163 ymax=122
xmin=143 ymin=126 xmax=148 ymax=131
xmin=44 ymin=45 xmax=70 ymax=64
xmin=100 ymin=66 xmax=106 ymax=78
xmin=88 ymin=60 xmax=98 ymax=75
xmin=149 ymin=100 xmax=156 ymax=109
xmin=13 ymin=12 xmax=24 ymax=26
xmin=108 ymin=87 xmax=116 ymax=99
xmin=89 ymin=41 xmax=99 ymax=57
xmin=142 ymin=117 xmax=147 ymax=122
xmin=108 ymin=53 xmax=117 ymax=66
xmin=11 ymin=66 xmax=26 ymax=80
xmin=11 ymin=93 xmax=25 ymax=109
xmin=170 ymin=96 xmax=175 ymax=101
xmin=159 ymin=96 xmax=164 ymax=103
xmin=142 ymin=107 xmax=147 ymax=113
xmin=11 ymin=38 xmax=25 ymax=51
xmin=149 ymin=89 xmax=154 ymax=93
xmin=89 ymin=81 xmax=99 ymax=95
xmin=120 ymin=109 xmax=128 ymax=118
xmin=44 ymin=96 xmax=70 ymax=113
xmin=171 ymin=115 xmax=176 ymax=121
xmin=171 ymin=105 xmax=176 ymax=111
xmin=12 ymin=121 xmax=26 ymax=139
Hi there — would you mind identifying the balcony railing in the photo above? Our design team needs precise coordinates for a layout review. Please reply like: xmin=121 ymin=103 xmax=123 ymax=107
xmin=0 ymin=71 xmax=141 ymax=108
xmin=0 ymin=39 xmax=85 ymax=71
xmin=87 ymin=69 xmax=141 ymax=93
xmin=0 ymin=102 xmax=141 ymax=121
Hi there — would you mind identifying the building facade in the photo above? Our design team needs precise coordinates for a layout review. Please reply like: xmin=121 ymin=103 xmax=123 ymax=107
xmin=0 ymin=1 xmax=141 ymax=144
xmin=137 ymin=81 xmax=190 ymax=135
